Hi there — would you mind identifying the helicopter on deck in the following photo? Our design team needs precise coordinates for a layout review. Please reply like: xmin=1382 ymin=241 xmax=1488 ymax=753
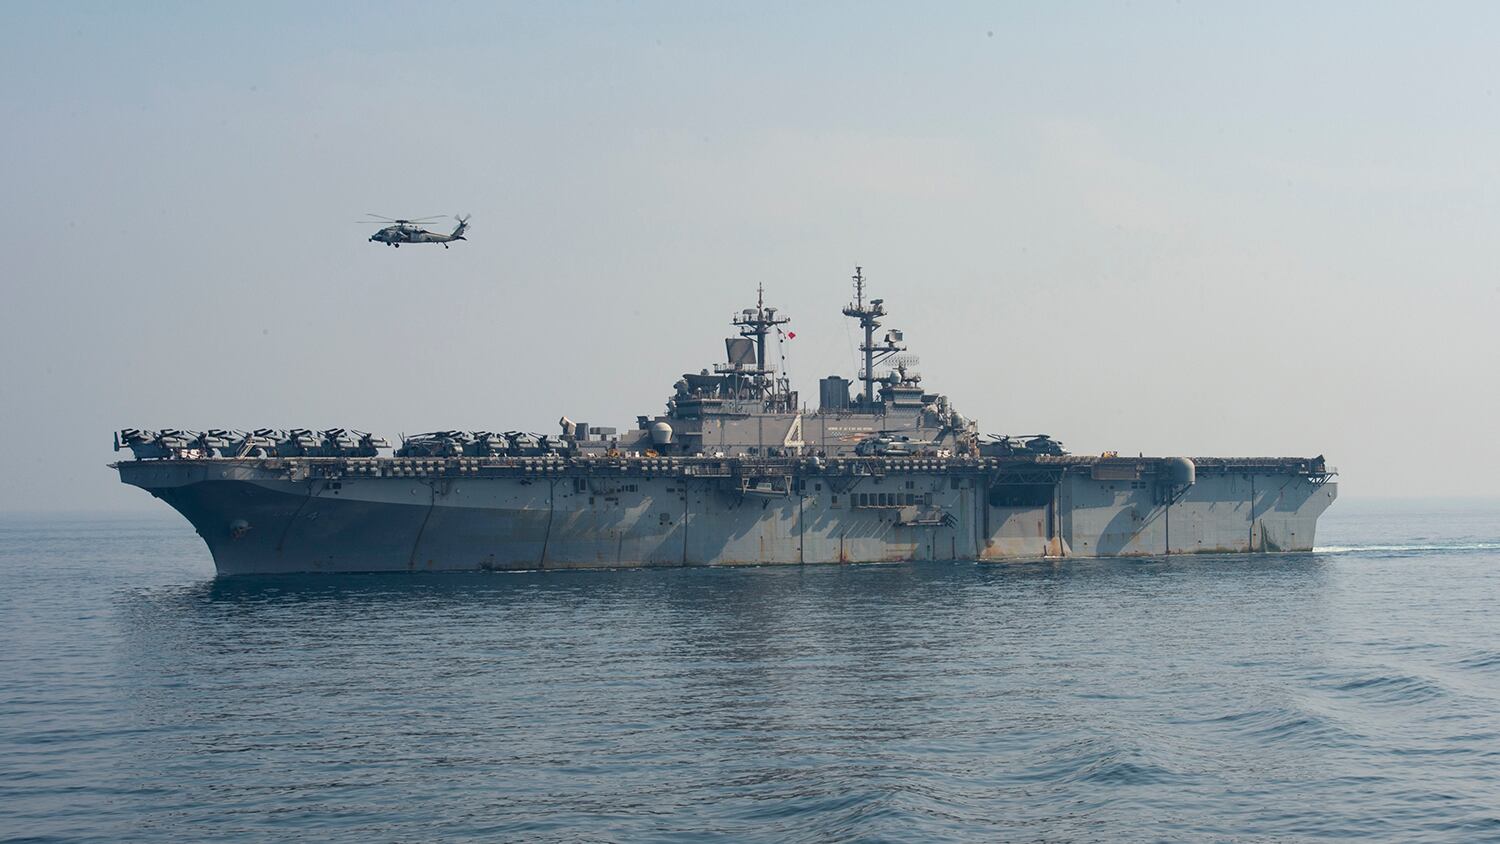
xmin=361 ymin=214 xmax=470 ymax=248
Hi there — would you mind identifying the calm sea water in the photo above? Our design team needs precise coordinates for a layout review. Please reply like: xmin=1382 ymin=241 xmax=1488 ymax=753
xmin=3 ymin=502 xmax=1499 ymax=842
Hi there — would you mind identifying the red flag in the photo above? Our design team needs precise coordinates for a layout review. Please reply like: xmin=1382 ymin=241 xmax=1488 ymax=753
xmin=787 ymin=331 xmax=796 ymax=339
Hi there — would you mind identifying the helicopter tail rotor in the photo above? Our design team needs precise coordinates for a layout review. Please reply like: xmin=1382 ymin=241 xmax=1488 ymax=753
xmin=451 ymin=214 xmax=470 ymax=240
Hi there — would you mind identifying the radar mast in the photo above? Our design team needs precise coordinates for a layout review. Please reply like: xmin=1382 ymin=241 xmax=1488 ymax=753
xmin=733 ymin=284 xmax=790 ymax=376
xmin=724 ymin=284 xmax=796 ymax=412
xmin=842 ymin=266 xmax=905 ymax=410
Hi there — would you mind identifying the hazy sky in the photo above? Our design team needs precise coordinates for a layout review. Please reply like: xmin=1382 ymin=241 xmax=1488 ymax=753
xmin=3 ymin=2 xmax=1497 ymax=511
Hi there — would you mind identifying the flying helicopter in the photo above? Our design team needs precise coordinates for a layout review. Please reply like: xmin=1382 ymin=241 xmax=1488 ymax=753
xmin=361 ymin=214 xmax=470 ymax=248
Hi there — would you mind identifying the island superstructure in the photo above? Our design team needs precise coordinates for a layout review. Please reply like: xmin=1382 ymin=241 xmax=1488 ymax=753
xmin=114 ymin=268 xmax=1337 ymax=574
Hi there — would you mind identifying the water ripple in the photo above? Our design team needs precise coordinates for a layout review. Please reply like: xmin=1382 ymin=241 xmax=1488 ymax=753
xmin=2 ymin=511 xmax=1500 ymax=841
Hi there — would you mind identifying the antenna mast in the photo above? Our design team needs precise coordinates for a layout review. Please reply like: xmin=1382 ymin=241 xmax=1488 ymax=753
xmin=841 ymin=266 xmax=904 ymax=410
xmin=732 ymin=283 xmax=792 ymax=407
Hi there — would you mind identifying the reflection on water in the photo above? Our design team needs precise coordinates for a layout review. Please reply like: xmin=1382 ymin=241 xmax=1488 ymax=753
xmin=3 ymin=510 xmax=1500 ymax=841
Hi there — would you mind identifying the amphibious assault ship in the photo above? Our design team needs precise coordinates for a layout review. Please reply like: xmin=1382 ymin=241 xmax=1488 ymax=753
xmin=114 ymin=268 xmax=1337 ymax=575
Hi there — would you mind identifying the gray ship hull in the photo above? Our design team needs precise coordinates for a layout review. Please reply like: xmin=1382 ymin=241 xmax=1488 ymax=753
xmin=119 ymin=456 xmax=1337 ymax=575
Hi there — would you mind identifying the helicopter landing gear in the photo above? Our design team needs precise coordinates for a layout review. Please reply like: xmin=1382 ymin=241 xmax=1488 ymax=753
xmin=393 ymin=243 xmax=399 ymax=248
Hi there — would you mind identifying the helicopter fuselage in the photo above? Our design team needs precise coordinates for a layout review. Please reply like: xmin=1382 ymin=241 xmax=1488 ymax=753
xmin=363 ymin=214 xmax=469 ymax=248
xmin=369 ymin=227 xmax=465 ymax=247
